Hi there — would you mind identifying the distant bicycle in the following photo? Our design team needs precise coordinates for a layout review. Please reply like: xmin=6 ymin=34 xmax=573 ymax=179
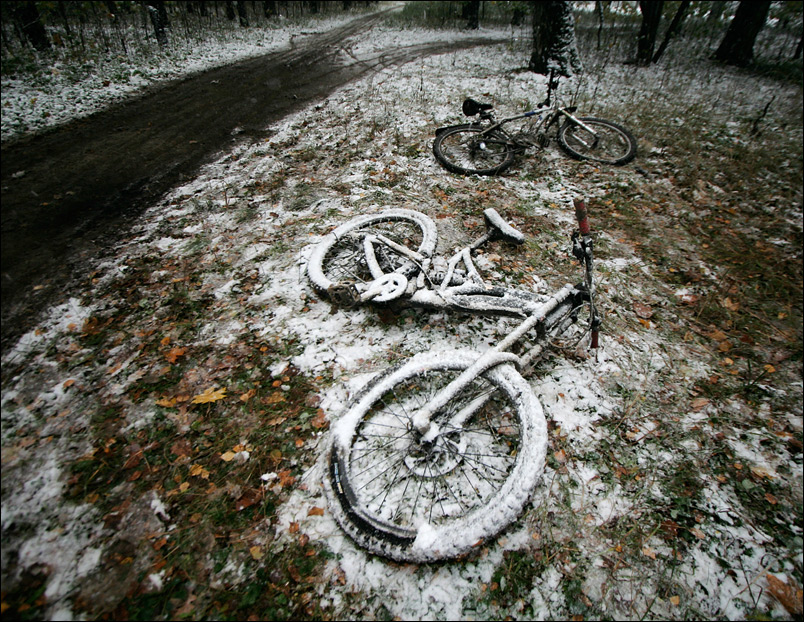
xmin=306 ymin=198 xmax=601 ymax=562
xmin=433 ymin=71 xmax=637 ymax=175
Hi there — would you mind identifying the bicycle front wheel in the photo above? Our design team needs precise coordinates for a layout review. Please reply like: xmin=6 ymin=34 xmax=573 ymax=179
xmin=307 ymin=209 xmax=438 ymax=297
xmin=433 ymin=125 xmax=516 ymax=176
xmin=325 ymin=350 xmax=547 ymax=562
xmin=557 ymin=117 xmax=637 ymax=165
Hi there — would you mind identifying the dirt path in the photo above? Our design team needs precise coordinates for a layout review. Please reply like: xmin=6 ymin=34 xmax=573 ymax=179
xmin=0 ymin=10 xmax=504 ymax=352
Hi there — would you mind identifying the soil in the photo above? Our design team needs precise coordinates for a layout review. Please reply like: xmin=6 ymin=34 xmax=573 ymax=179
xmin=0 ymin=9 xmax=504 ymax=353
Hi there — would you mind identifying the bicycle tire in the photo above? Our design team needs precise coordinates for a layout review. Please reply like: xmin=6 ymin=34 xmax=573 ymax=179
xmin=325 ymin=350 xmax=547 ymax=562
xmin=557 ymin=117 xmax=637 ymax=165
xmin=307 ymin=209 xmax=438 ymax=298
xmin=433 ymin=125 xmax=516 ymax=176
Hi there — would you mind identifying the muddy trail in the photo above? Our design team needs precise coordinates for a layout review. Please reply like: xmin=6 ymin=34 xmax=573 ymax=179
xmin=0 ymin=10 xmax=504 ymax=353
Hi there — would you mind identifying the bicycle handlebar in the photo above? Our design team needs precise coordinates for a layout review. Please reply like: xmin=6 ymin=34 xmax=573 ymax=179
xmin=573 ymin=198 xmax=591 ymax=236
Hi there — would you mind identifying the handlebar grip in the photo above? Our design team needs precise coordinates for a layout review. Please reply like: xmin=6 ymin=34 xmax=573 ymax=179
xmin=573 ymin=198 xmax=591 ymax=236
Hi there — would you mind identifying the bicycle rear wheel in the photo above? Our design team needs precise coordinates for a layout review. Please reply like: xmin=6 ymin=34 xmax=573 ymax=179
xmin=307 ymin=210 xmax=438 ymax=297
xmin=557 ymin=117 xmax=637 ymax=165
xmin=325 ymin=350 xmax=547 ymax=562
xmin=433 ymin=125 xmax=516 ymax=176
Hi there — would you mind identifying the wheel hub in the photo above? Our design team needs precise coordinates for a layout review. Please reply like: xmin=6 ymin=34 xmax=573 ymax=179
xmin=404 ymin=433 xmax=466 ymax=477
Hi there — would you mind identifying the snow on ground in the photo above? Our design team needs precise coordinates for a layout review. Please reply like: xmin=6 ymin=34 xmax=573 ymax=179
xmin=2 ymin=7 xmax=802 ymax=622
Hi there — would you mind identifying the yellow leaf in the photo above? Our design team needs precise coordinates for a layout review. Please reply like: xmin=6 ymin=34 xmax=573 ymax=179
xmin=156 ymin=396 xmax=177 ymax=407
xmin=250 ymin=546 xmax=263 ymax=560
xmin=669 ymin=595 xmax=680 ymax=606
xmin=192 ymin=386 xmax=227 ymax=404
xmin=750 ymin=465 xmax=774 ymax=479
xmin=189 ymin=464 xmax=209 ymax=479
xmin=239 ymin=388 xmax=256 ymax=402
xmin=642 ymin=546 xmax=656 ymax=559
xmin=264 ymin=392 xmax=286 ymax=404
xmin=221 ymin=451 xmax=236 ymax=462
xmin=764 ymin=364 xmax=776 ymax=374
xmin=179 ymin=481 xmax=190 ymax=492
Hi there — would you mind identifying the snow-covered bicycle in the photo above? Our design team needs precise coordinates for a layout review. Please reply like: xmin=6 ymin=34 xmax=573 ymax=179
xmin=433 ymin=71 xmax=637 ymax=175
xmin=306 ymin=199 xmax=600 ymax=562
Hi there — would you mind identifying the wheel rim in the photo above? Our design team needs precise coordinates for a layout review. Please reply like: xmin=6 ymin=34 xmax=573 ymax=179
xmin=322 ymin=218 xmax=425 ymax=286
xmin=341 ymin=368 xmax=523 ymax=530
xmin=565 ymin=122 xmax=630 ymax=163
xmin=440 ymin=129 xmax=510 ymax=173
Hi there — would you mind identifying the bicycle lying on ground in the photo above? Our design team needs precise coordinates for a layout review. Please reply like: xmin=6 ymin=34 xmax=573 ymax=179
xmin=433 ymin=72 xmax=637 ymax=175
xmin=306 ymin=198 xmax=601 ymax=562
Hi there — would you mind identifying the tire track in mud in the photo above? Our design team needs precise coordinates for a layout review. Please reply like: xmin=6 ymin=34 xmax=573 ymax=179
xmin=0 ymin=9 xmax=505 ymax=351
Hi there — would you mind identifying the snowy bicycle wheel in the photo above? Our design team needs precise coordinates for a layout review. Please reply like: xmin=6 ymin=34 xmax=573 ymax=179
xmin=557 ymin=117 xmax=637 ymax=165
xmin=325 ymin=350 xmax=547 ymax=562
xmin=307 ymin=209 xmax=438 ymax=298
xmin=433 ymin=125 xmax=516 ymax=176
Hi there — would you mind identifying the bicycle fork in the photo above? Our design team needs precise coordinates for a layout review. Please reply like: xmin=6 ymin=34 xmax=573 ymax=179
xmin=411 ymin=283 xmax=579 ymax=441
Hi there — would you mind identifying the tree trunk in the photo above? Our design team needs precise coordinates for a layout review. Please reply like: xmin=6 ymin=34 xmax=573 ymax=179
xmin=529 ymin=0 xmax=582 ymax=77
xmin=236 ymin=0 xmax=249 ymax=26
xmin=652 ymin=0 xmax=690 ymax=63
xmin=714 ymin=1 xmax=771 ymax=67
xmin=146 ymin=1 xmax=168 ymax=46
xmin=14 ymin=1 xmax=51 ymax=52
xmin=462 ymin=0 xmax=480 ymax=30
xmin=635 ymin=0 xmax=663 ymax=66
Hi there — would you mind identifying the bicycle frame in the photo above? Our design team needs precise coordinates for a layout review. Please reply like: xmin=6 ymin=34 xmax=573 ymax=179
xmin=324 ymin=201 xmax=599 ymax=441
xmin=465 ymin=102 xmax=601 ymax=152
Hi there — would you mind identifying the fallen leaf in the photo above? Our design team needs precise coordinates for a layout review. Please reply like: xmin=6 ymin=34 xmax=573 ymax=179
xmin=764 ymin=492 xmax=778 ymax=505
xmin=633 ymin=302 xmax=654 ymax=319
xmin=165 ymin=347 xmax=187 ymax=363
xmin=669 ymin=595 xmax=680 ymax=606
xmin=764 ymin=364 xmax=776 ymax=374
xmin=189 ymin=464 xmax=209 ymax=479
xmin=311 ymin=409 xmax=328 ymax=429
xmin=766 ymin=574 xmax=804 ymax=616
xmin=63 ymin=379 xmax=76 ymax=389
xmin=263 ymin=392 xmax=286 ymax=404
xmin=221 ymin=451 xmax=236 ymax=462
xmin=691 ymin=397 xmax=710 ymax=411
xmin=642 ymin=546 xmax=657 ymax=559
xmin=722 ymin=297 xmax=740 ymax=311
xmin=278 ymin=470 xmax=296 ymax=487
xmin=156 ymin=396 xmax=178 ymax=407
xmin=250 ymin=546 xmax=263 ymax=560
xmin=289 ymin=522 xmax=300 ymax=534
xmin=307 ymin=506 xmax=325 ymax=517
xmin=236 ymin=489 xmax=261 ymax=511
xmin=239 ymin=388 xmax=257 ymax=402
xmin=191 ymin=386 xmax=227 ymax=404
xmin=171 ymin=438 xmax=193 ymax=457
xmin=554 ymin=449 xmax=567 ymax=463
xmin=750 ymin=465 xmax=774 ymax=479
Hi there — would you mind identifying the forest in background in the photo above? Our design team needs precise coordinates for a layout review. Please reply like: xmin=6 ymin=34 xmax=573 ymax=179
xmin=2 ymin=2 xmax=803 ymax=83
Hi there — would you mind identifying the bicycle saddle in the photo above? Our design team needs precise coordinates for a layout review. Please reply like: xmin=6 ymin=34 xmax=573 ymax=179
xmin=462 ymin=98 xmax=494 ymax=116
xmin=483 ymin=209 xmax=525 ymax=245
